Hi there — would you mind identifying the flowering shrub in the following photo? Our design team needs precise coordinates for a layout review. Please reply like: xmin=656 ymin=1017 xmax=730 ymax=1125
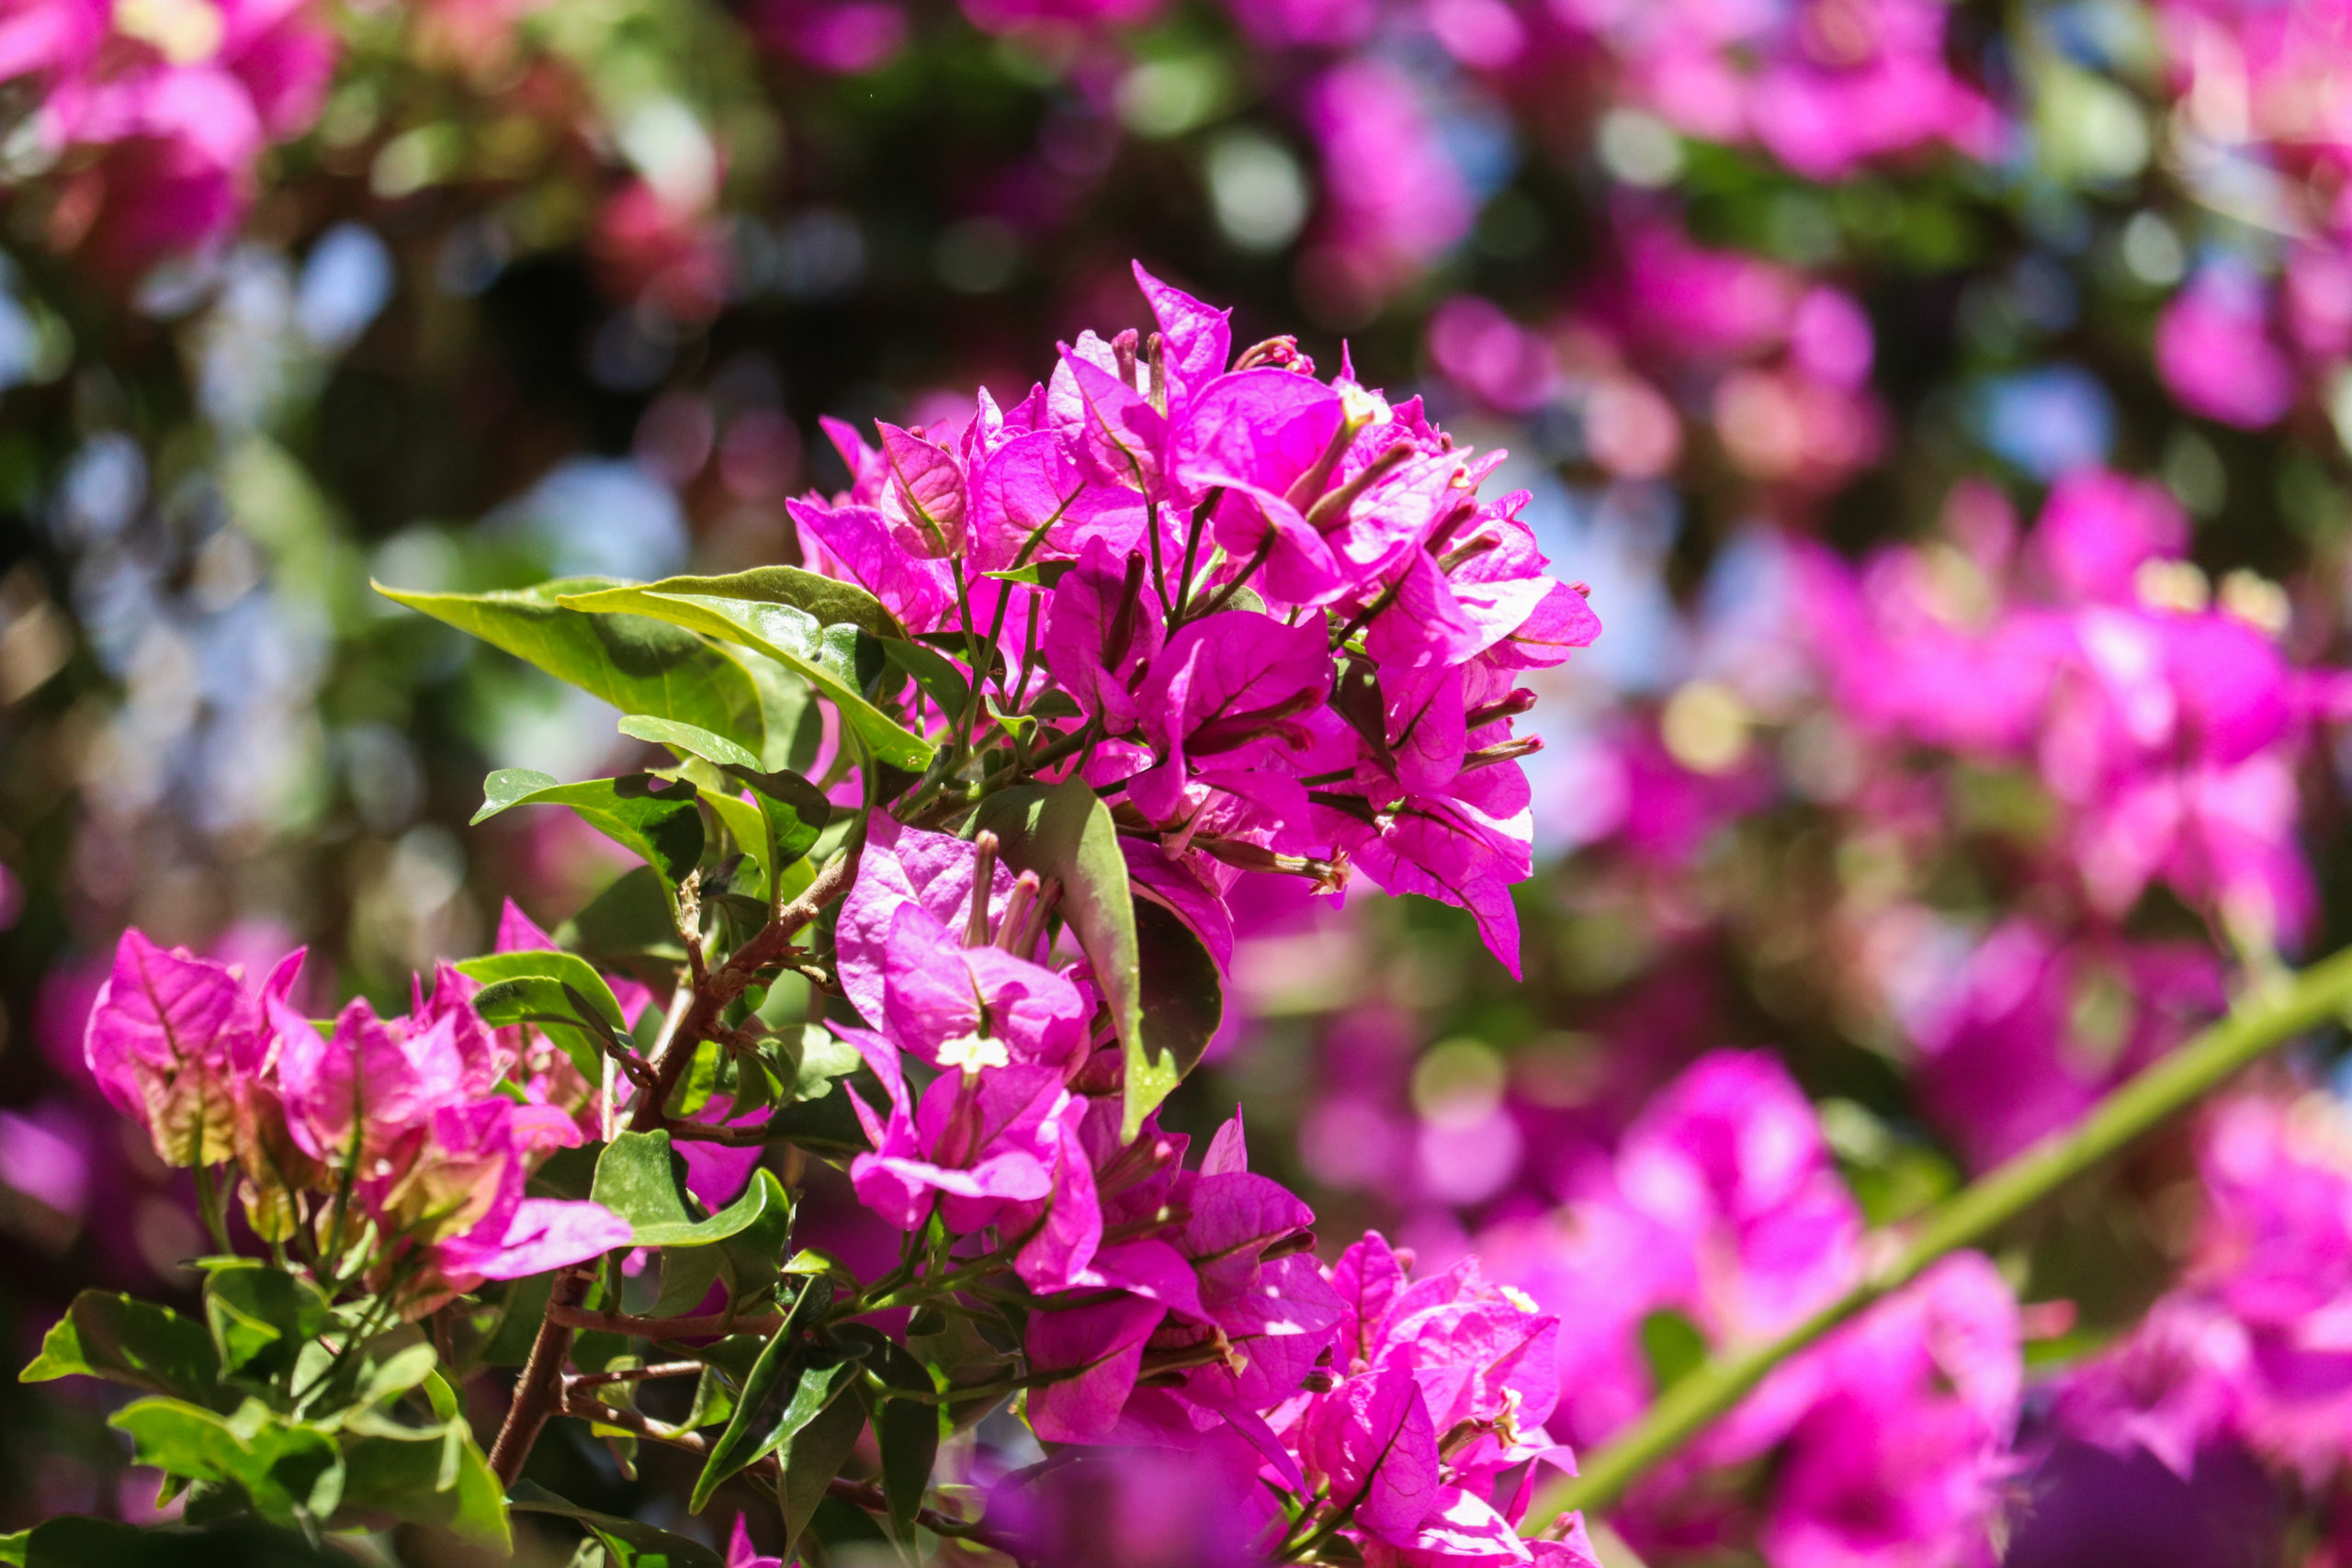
xmin=14 ymin=268 xmax=1605 ymax=1565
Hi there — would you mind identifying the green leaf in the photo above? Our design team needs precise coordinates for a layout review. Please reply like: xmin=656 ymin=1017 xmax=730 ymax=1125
xmin=619 ymin=714 xmax=763 ymax=770
xmin=203 ymin=1264 xmax=332 ymax=1384
xmin=558 ymin=867 xmax=689 ymax=967
xmin=508 ymin=1482 xmax=726 ymax=1568
xmin=723 ymin=768 xmax=831 ymax=892
xmin=973 ymin=778 xmax=1165 ymax=1138
xmin=374 ymin=578 xmax=768 ymax=750
xmin=710 ymin=1168 xmax=797 ymax=1311
xmin=1133 ymin=897 xmax=1224 ymax=1091
xmin=110 ymin=1398 xmax=341 ymax=1529
xmin=336 ymin=1416 xmax=508 ymax=1548
xmin=458 ymin=951 xmax=628 ymax=1032
xmin=981 ymin=559 xmax=1077 ymax=589
xmin=555 ymin=583 xmax=933 ymax=772
xmin=469 ymin=976 xmax=614 ymax=1082
xmin=356 ymin=1344 xmax=439 ymax=1409
xmin=471 ymin=773 xmax=705 ymax=892
xmin=837 ymin=1325 xmax=940 ymax=1544
xmin=23 ymin=1292 xmax=224 ymax=1407
xmin=578 ymin=567 xmax=902 ymax=638
xmin=692 ymin=1284 xmax=858 ymax=1511
xmin=696 ymin=788 xmax=774 ymax=885
xmin=448 ymin=944 xmax=630 ymax=1090
xmin=680 ymin=1335 xmax=769 ymax=1432
xmin=589 ymin=1131 xmax=773 ymax=1247
xmin=1638 ymin=1308 xmax=1708 ymax=1398
xmin=652 ymin=1246 xmax=726 ymax=1319
xmin=781 ymin=1026 xmax=863 ymax=1102
xmin=879 ymin=635 xmax=971 ymax=716
xmin=742 ymin=651 xmax=827 ymax=774
xmin=775 ymin=1383 xmax=867 ymax=1559
xmin=764 ymin=1072 xmax=876 ymax=1156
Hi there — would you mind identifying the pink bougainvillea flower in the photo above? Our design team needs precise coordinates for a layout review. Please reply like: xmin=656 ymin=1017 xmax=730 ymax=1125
xmin=2154 ymin=267 xmax=2296 ymax=430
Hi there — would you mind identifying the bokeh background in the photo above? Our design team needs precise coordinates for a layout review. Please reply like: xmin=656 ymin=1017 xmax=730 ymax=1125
xmin=9 ymin=0 xmax=2352 ymax=1560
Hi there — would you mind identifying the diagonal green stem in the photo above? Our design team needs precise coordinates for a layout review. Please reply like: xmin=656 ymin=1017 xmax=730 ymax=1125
xmin=1525 ymin=943 xmax=2352 ymax=1529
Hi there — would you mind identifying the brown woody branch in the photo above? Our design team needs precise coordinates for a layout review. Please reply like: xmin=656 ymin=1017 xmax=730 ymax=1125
xmin=488 ymin=839 xmax=865 ymax=1489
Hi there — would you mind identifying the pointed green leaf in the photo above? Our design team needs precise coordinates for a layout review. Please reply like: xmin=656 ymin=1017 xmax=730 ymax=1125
xmin=722 ymin=767 xmax=830 ymax=896
xmin=375 ymin=578 xmax=768 ymax=748
xmin=203 ymin=1265 xmax=331 ymax=1383
xmin=1133 ymin=896 xmax=1224 ymax=1090
xmin=691 ymin=1283 xmax=854 ymax=1511
xmin=457 ymin=952 xmax=628 ymax=1031
xmin=879 ymin=635 xmax=970 ymax=716
xmin=555 ymin=583 xmax=933 ymax=772
xmin=578 ymin=567 xmax=901 ymax=637
xmin=711 ymin=1168 xmax=797 ymax=1310
xmin=470 ymin=773 xmax=705 ymax=890
xmin=835 ymin=1325 xmax=940 ymax=1544
xmin=980 ymin=559 xmax=1077 ymax=589
xmin=620 ymin=715 xmax=763 ymax=771
xmin=653 ymin=1246 xmax=727 ymax=1319
xmin=775 ymin=1384 xmax=867 ymax=1558
xmin=469 ymin=976 xmax=612 ymax=1082
xmin=337 ymin=1416 xmax=508 ymax=1548
xmin=24 ymin=1292 xmax=223 ymax=1407
xmin=109 ymin=1398 xmax=340 ymax=1529
xmin=973 ymin=778 xmax=1166 ymax=1137
xmin=589 ymin=1131 xmax=773 ymax=1247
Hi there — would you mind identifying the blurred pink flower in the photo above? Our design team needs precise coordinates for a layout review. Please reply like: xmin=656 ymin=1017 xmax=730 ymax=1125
xmin=1300 ymin=61 xmax=1476 ymax=310
xmin=0 ymin=0 xmax=335 ymax=272
xmin=2154 ymin=267 xmax=2296 ymax=430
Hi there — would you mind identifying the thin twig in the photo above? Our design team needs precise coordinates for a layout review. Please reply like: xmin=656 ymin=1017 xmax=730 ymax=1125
xmin=563 ymin=1359 xmax=704 ymax=1392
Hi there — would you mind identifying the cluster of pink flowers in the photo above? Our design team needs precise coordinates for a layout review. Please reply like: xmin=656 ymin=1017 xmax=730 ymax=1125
xmin=2137 ymin=0 xmax=2352 ymax=430
xmin=798 ymin=264 xmax=1599 ymax=971
xmin=1430 ymin=215 xmax=1883 ymax=491
xmin=0 ymin=0 xmax=335 ymax=272
xmin=2051 ymin=1089 xmax=2352 ymax=1490
xmin=1803 ymin=468 xmax=2346 ymax=948
xmin=81 ymin=919 xmax=629 ymax=1308
xmin=1555 ymin=0 xmax=2001 ymax=177
xmin=832 ymin=815 xmax=1599 ymax=1562
xmin=1482 ymin=1053 xmax=2023 ymax=1567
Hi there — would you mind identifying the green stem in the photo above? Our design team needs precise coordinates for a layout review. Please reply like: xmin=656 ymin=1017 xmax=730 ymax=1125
xmin=1526 ymin=944 xmax=2352 ymax=1529
xmin=193 ymin=1160 xmax=232 ymax=1257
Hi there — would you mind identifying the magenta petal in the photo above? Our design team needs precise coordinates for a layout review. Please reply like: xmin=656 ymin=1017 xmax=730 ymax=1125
xmin=1024 ymin=1296 xmax=1167 ymax=1442
xmin=1133 ymin=263 xmax=1232 ymax=405
xmin=876 ymin=420 xmax=969 ymax=557
xmin=443 ymin=1198 xmax=632 ymax=1280
xmin=85 ymin=930 xmax=246 ymax=1113
xmin=1303 ymin=1366 xmax=1440 ymax=1542
xmin=725 ymin=1514 xmax=785 ymax=1568
xmin=1202 ymin=1107 xmax=1249 ymax=1175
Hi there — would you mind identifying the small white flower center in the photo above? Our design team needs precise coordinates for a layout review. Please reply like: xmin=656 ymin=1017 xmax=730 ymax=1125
xmin=1339 ymin=381 xmax=1389 ymax=429
xmin=938 ymin=1033 xmax=1010 ymax=1074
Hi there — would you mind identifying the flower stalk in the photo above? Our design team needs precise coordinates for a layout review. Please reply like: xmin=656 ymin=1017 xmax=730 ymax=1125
xmin=1528 ymin=942 xmax=2352 ymax=1525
